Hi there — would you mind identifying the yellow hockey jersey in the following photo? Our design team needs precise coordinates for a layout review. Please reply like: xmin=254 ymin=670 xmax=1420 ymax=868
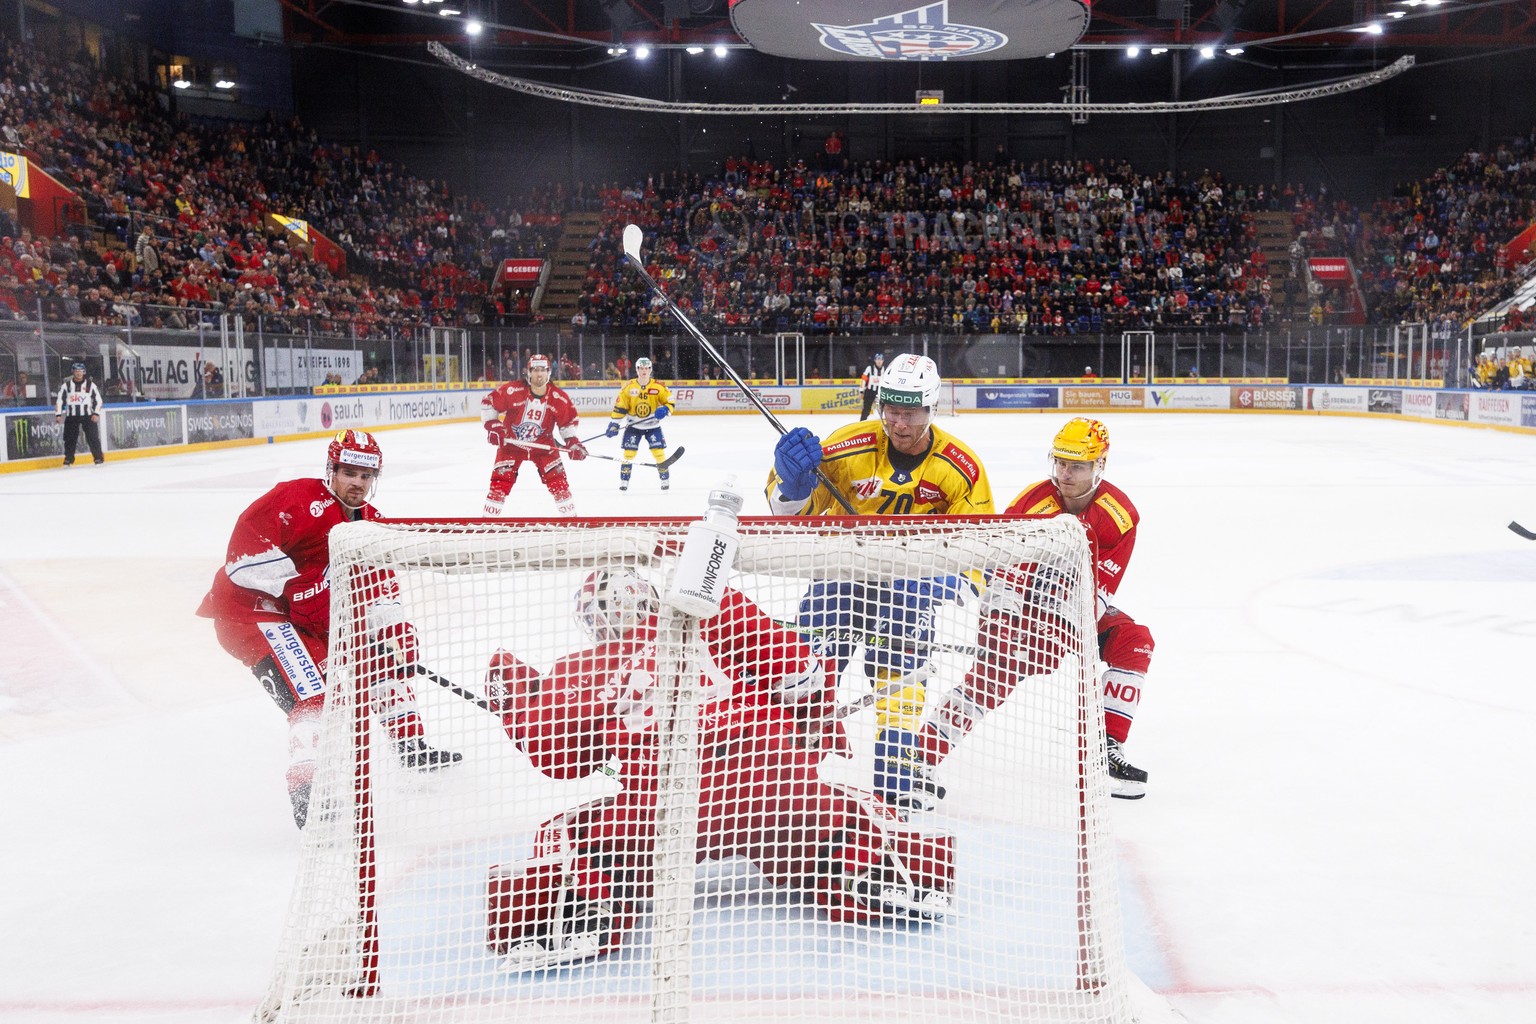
xmin=610 ymin=378 xmax=674 ymax=427
xmin=765 ymin=420 xmax=994 ymax=516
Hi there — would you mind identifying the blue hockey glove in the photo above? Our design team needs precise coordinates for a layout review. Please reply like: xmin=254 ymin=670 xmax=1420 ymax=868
xmin=605 ymin=420 xmax=622 ymax=438
xmin=774 ymin=427 xmax=823 ymax=501
xmin=653 ymin=406 xmax=669 ymax=420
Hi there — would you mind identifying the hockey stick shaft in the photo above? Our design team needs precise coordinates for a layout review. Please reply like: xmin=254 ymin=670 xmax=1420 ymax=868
xmin=774 ymin=618 xmax=980 ymax=658
xmin=416 ymin=666 xmax=497 ymax=714
xmin=497 ymin=438 xmax=685 ymax=471
xmin=1510 ymin=521 xmax=1536 ymax=540
xmin=620 ymin=223 xmax=856 ymax=513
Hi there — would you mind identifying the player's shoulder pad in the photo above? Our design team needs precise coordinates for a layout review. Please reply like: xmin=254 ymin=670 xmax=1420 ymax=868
xmin=934 ymin=439 xmax=984 ymax=486
xmin=821 ymin=424 xmax=878 ymax=458
xmin=1006 ymin=480 xmax=1061 ymax=517
xmin=1091 ymin=487 xmax=1137 ymax=536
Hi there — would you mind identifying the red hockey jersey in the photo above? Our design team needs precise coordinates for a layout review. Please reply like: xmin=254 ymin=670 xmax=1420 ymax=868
xmin=1004 ymin=477 xmax=1140 ymax=613
xmin=481 ymin=381 xmax=581 ymax=445
xmin=196 ymin=477 xmax=382 ymax=635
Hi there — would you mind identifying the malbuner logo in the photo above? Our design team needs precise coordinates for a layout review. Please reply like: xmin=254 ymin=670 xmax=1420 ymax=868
xmin=814 ymin=1 xmax=1008 ymax=61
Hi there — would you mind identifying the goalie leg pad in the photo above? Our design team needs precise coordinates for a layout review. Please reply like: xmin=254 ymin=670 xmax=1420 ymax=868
xmin=813 ymin=785 xmax=955 ymax=925
xmin=487 ymin=854 xmax=630 ymax=969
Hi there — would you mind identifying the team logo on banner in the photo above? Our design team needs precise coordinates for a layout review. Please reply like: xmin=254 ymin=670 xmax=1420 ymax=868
xmin=814 ymin=2 xmax=1008 ymax=61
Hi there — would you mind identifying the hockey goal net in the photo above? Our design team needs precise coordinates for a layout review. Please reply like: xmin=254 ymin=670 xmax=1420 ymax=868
xmin=258 ymin=514 xmax=1133 ymax=1024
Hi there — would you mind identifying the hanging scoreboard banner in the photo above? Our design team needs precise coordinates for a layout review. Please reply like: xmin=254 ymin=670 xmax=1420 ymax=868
xmin=729 ymin=0 xmax=1089 ymax=62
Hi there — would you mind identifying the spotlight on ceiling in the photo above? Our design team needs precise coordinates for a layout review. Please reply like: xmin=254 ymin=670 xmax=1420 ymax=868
xmin=1199 ymin=45 xmax=1216 ymax=58
xmin=635 ymin=45 xmax=652 ymax=59
xmin=714 ymin=45 xmax=728 ymax=58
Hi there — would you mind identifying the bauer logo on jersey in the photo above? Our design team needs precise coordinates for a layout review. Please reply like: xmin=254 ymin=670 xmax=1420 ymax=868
xmin=814 ymin=2 xmax=1007 ymax=61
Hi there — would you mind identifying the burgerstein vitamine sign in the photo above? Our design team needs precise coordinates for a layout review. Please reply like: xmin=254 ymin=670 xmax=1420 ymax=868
xmin=730 ymin=0 xmax=1088 ymax=62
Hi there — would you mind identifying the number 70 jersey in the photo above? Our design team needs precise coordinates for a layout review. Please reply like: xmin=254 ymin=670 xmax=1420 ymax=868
xmin=767 ymin=420 xmax=994 ymax=516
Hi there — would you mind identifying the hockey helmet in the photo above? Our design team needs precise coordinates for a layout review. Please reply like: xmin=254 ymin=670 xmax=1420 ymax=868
xmin=325 ymin=429 xmax=383 ymax=506
xmin=573 ymin=568 xmax=658 ymax=644
xmin=527 ymin=353 xmax=552 ymax=373
xmin=635 ymin=357 xmax=653 ymax=374
xmin=876 ymin=353 xmax=942 ymax=411
xmin=71 ymin=362 xmax=87 ymax=373
xmin=1050 ymin=418 xmax=1110 ymax=463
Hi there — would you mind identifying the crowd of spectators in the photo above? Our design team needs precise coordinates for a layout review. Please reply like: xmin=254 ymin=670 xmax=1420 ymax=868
xmin=0 ymin=37 xmax=560 ymax=337
xmin=572 ymin=157 xmax=1282 ymax=336
xmin=9 ymin=32 xmax=1536 ymax=353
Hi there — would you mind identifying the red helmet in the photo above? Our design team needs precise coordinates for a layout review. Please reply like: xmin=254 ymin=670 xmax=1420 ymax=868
xmin=527 ymin=353 xmax=552 ymax=373
xmin=325 ymin=429 xmax=383 ymax=506
xmin=327 ymin=428 xmax=383 ymax=472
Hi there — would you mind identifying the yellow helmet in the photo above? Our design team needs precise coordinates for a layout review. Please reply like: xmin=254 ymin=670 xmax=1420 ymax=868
xmin=1050 ymin=418 xmax=1110 ymax=463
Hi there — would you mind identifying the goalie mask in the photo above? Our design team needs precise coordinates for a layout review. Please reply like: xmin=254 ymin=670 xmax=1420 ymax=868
xmin=574 ymin=568 xmax=658 ymax=644
xmin=325 ymin=429 xmax=383 ymax=507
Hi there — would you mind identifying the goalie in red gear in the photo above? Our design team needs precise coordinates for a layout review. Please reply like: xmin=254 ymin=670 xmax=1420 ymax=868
xmin=481 ymin=353 xmax=587 ymax=516
xmin=196 ymin=429 xmax=461 ymax=828
xmin=483 ymin=569 xmax=956 ymax=969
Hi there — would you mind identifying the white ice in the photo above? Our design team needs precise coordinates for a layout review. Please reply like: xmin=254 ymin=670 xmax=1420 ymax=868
xmin=2 ymin=410 xmax=1534 ymax=1024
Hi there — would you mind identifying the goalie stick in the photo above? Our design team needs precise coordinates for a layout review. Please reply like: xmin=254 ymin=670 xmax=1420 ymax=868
xmin=1510 ymin=521 xmax=1536 ymax=540
xmin=620 ymin=223 xmax=856 ymax=514
xmin=495 ymin=437 xmax=686 ymax=472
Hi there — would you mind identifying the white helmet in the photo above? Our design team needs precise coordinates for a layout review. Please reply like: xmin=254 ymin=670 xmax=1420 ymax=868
xmin=573 ymin=568 xmax=658 ymax=644
xmin=876 ymin=353 xmax=942 ymax=411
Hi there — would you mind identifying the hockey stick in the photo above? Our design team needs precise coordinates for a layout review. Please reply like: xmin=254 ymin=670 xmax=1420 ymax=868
xmin=834 ymin=670 xmax=929 ymax=720
xmin=773 ymin=618 xmax=981 ymax=659
xmin=495 ymin=437 xmax=686 ymax=472
xmin=415 ymin=666 xmax=497 ymax=714
xmin=1510 ymin=521 xmax=1536 ymax=540
xmin=620 ymin=223 xmax=857 ymax=513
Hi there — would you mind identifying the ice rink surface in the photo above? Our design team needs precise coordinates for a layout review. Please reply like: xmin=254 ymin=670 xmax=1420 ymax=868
xmin=2 ymin=408 xmax=1534 ymax=1024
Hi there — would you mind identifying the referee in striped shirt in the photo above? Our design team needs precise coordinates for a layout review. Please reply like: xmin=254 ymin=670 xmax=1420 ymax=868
xmin=54 ymin=361 xmax=104 ymax=465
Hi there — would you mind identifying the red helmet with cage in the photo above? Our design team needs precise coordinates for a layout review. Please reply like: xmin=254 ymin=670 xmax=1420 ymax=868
xmin=325 ymin=429 xmax=383 ymax=506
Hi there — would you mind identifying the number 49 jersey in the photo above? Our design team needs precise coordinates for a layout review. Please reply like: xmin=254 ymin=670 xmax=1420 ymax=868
xmin=767 ymin=420 xmax=994 ymax=516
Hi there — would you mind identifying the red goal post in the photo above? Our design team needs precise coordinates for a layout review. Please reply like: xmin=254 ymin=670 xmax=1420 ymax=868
xmin=257 ymin=514 xmax=1133 ymax=1024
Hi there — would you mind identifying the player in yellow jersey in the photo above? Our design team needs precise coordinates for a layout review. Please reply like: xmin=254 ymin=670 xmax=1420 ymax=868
xmin=604 ymin=357 xmax=675 ymax=491
xmin=765 ymin=353 xmax=993 ymax=814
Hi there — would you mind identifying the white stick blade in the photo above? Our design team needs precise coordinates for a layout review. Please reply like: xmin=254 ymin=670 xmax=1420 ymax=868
xmin=622 ymin=223 xmax=643 ymax=262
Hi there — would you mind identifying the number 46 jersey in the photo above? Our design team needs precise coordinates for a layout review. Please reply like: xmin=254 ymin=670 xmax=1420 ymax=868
xmin=767 ymin=420 xmax=994 ymax=516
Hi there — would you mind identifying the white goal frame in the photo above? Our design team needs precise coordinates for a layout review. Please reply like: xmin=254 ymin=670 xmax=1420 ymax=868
xmin=257 ymin=514 xmax=1133 ymax=1024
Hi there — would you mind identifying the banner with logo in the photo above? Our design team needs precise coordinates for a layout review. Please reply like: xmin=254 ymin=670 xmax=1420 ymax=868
xmin=1433 ymin=391 xmax=1469 ymax=422
xmin=1471 ymin=392 xmax=1520 ymax=426
xmin=4 ymin=411 xmax=66 ymax=460
xmin=0 ymin=149 xmax=31 ymax=198
xmin=187 ymin=402 xmax=255 ymax=443
xmin=494 ymin=259 xmax=545 ymax=287
xmin=1400 ymin=390 xmax=1436 ymax=417
xmin=976 ymin=386 xmax=1057 ymax=410
xmin=1145 ymin=387 xmax=1228 ymax=410
xmin=802 ymin=386 xmax=863 ymax=413
xmin=1062 ymin=386 xmax=1144 ymax=409
xmin=106 ymin=405 xmax=185 ymax=450
xmin=115 ymin=344 xmax=256 ymax=401
xmin=262 ymin=347 xmax=364 ymax=391
xmin=1308 ymin=257 xmax=1352 ymax=284
xmin=1367 ymin=389 xmax=1402 ymax=414
xmin=1230 ymin=386 xmax=1301 ymax=411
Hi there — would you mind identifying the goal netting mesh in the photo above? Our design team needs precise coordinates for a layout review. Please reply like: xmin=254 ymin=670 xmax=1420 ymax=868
xmin=257 ymin=514 xmax=1134 ymax=1024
